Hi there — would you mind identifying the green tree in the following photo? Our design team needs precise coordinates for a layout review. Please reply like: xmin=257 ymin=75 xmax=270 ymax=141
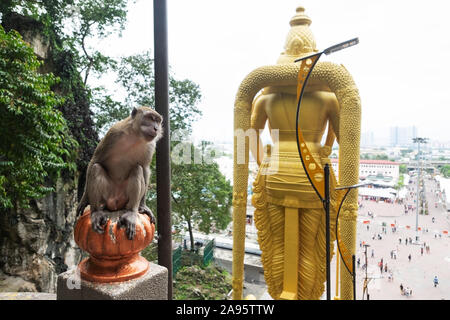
xmin=375 ymin=154 xmax=389 ymax=160
xmin=0 ymin=26 xmax=77 ymax=209
xmin=440 ymin=164 xmax=450 ymax=178
xmin=395 ymin=173 xmax=404 ymax=190
xmin=93 ymin=51 xmax=202 ymax=135
xmin=0 ymin=0 xmax=130 ymax=85
xmin=399 ymin=164 xmax=407 ymax=174
xmin=170 ymin=147 xmax=232 ymax=251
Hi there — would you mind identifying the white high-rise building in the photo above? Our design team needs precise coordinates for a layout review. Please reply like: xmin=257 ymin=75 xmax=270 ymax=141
xmin=361 ymin=131 xmax=375 ymax=147
xmin=390 ymin=126 xmax=418 ymax=147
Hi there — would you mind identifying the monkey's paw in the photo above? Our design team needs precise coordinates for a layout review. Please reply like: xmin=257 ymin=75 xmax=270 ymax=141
xmin=139 ymin=205 xmax=155 ymax=224
xmin=118 ymin=211 xmax=138 ymax=240
xmin=90 ymin=210 xmax=108 ymax=234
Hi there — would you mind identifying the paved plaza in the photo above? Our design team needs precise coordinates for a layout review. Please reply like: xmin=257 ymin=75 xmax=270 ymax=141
xmin=352 ymin=176 xmax=450 ymax=300
xmin=242 ymin=174 xmax=450 ymax=300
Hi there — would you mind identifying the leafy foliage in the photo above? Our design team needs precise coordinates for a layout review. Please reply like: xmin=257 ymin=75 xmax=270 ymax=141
xmin=174 ymin=264 xmax=232 ymax=300
xmin=0 ymin=1 xmax=131 ymax=198
xmin=51 ymin=48 xmax=98 ymax=173
xmin=93 ymin=51 xmax=202 ymax=135
xmin=170 ymin=147 xmax=232 ymax=250
xmin=399 ymin=164 xmax=407 ymax=174
xmin=0 ymin=1 xmax=129 ymax=204
xmin=395 ymin=173 xmax=404 ymax=190
xmin=440 ymin=164 xmax=450 ymax=178
xmin=142 ymin=243 xmax=233 ymax=300
xmin=0 ymin=0 xmax=130 ymax=84
xmin=0 ymin=26 xmax=77 ymax=209
xmin=361 ymin=153 xmax=389 ymax=160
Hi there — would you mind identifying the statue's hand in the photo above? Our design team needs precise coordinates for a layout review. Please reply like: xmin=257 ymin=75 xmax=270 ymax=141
xmin=319 ymin=145 xmax=332 ymax=158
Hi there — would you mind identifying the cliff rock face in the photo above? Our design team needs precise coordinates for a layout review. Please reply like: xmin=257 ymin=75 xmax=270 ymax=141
xmin=0 ymin=13 xmax=93 ymax=293
xmin=0 ymin=176 xmax=82 ymax=292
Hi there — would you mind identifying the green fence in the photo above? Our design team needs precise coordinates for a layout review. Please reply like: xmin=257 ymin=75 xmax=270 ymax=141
xmin=203 ymin=239 xmax=215 ymax=266
xmin=172 ymin=239 xmax=216 ymax=277
xmin=172 ymin=246 xmax=182 ymax=277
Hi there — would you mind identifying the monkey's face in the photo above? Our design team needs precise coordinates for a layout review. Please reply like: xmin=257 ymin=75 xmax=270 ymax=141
xmin=135 ymin=108 xmax=163 ymax=141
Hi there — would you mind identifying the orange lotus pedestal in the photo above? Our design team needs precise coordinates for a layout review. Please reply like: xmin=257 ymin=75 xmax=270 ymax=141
xmin=74 ymin=209 xmax=155 ymax=283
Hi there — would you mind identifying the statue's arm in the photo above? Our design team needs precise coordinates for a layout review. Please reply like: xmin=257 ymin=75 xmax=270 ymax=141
xmin=324 ymin=127 xmax=336 ymax=148
xmin=327 ymin=94 xmax=340 ymax=144
xmin=250 ymin=95 xmax=268 ymax=166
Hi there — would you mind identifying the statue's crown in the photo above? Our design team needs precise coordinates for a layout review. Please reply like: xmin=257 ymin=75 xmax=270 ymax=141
xmin=277 ymin=6 xmax=317 ymax=64
xmin=290 ymin=6 xmax=312 ymax=26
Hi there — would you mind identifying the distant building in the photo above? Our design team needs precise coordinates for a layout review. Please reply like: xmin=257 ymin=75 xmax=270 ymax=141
xmin=331 ymin=159 xmax=400 ymax=186
xmin=390 ymin=126 xmax=418 ymax=147
xmin=361 ymin=131 xmax=375 ymax=147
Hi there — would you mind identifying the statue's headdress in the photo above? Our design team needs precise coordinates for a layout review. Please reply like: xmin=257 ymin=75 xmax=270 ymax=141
xmin=277 ymin=6 xmax=318 ymax=64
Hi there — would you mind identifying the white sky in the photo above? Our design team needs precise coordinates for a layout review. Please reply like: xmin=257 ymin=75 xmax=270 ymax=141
xmin=97 ymin=0 xmax=450 ymax=145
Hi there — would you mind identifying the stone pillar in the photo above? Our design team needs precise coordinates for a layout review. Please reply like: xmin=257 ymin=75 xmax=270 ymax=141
xmin=56 ymin=209 xmax=168 ymax=300
xmin=56 ymin=263 xmax=168 ymax=300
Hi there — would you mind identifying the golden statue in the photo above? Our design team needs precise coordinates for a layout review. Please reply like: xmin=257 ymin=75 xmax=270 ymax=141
xmin=232 ymin=6 xmax=361 ymax=300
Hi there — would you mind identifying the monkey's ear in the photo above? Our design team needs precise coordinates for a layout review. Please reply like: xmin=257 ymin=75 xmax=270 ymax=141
xmin=131 ymin=107 xmax=137 ymax=118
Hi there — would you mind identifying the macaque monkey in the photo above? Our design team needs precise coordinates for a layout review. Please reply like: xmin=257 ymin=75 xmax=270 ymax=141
xmin=76 ymin=106 xmax=163 ymax=240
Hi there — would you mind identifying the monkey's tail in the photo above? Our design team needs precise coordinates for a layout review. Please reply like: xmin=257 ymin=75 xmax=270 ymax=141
xmin=77 ymin=160 xmax=93 ymax=216
xmin=76 ymin=192 xmax=88 ymax=217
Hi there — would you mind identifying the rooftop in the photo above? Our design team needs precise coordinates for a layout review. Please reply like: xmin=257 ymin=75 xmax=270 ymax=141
xmin=331 ymin=159 xmax=399 ymax=165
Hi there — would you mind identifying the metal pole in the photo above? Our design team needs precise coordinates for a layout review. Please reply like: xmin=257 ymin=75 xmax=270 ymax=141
xmin=324 ymin=164 xmax=331 ymax=300
xmin=154 ymin=0 xmax=172 ymax=299
xmin=413 ymin=137 xmax=427 ymax=242
xmin=352 ymin=254 xmax=356 ymax=300
xmin=335 ymin=249 xmax=339 ymax=299
xmin=362 ymin=244 xmax=369 ymax=300
xmin=416 ymin=140 xmax=420 ymax=240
